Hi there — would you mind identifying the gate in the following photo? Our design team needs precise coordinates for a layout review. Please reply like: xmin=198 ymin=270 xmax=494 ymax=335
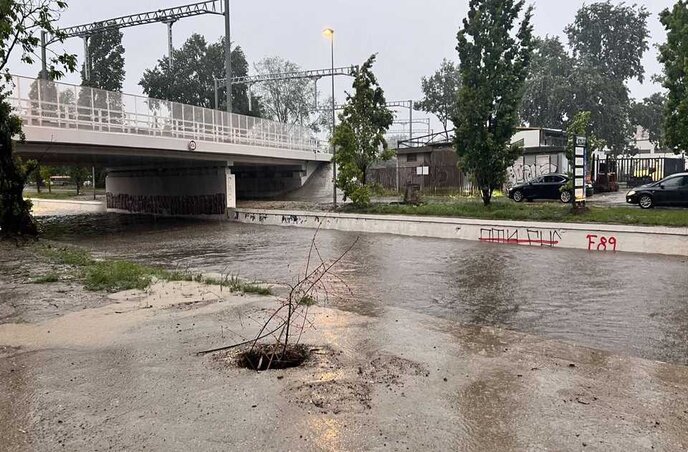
xmin=591 ymin=156 xmax=686 ymax=188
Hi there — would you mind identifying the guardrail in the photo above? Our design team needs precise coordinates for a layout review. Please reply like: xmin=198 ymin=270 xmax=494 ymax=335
xmin=7 ymin=74 xmax=329 ymax=155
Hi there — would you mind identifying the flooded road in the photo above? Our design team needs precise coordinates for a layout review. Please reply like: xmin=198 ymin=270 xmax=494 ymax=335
xmin=40 ymin=214 xmax=688 ymax=366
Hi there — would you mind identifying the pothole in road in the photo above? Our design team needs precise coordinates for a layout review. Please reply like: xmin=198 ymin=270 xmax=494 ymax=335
xmin=236 ymin=344 xmax=310 ymax=371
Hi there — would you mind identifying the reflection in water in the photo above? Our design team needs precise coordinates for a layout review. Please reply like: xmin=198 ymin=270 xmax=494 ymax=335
xmin=40 ymin=214 xmax=688 ymax=365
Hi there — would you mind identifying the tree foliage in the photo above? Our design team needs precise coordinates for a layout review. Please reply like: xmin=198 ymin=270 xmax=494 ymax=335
xmin=521 ymin=2 xmax=650 ymax=155
xmin=67 ymin=166 xmax=90 ymax=195
xmin=81 ymin=26 xmax=125 ymax=91
xmin=454 ymin=0 xmax=534 ymax=206
xmin=0 ymin=0 xmax=76 ymax=237
xmin=659 ymin=1 xmax=688 ymax=154
xmin=565 ymin=1 xmax=649 ymax=83
xmin=332 ymin=55 xmax=394 ymax=207
xmin=520 ymin=36 xmax=572 ymax=129
xmin=629 ymin=93 xmax=666 ymax=151
xmin=416 ymin=59 xmax=460 ymax=138
xmin=139 ymin=34 xmax=259 ymax=116
xmin=253 ymin=56 xmax=315 ymax=127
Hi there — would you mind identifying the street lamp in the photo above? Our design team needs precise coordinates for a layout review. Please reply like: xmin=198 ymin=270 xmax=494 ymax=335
xmin=323 ymin=27 xmax=337 ymax=208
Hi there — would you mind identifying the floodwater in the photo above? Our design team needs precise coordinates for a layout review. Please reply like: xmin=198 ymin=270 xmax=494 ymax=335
xmin=40 ymin=214 xmax=688 ymax=366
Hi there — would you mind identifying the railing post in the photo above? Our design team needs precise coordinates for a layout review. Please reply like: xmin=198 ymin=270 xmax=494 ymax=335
xmin=37 ymin=78 xmax=42 ymax=126
xmin=106 ymin=91 xmax=111 ymax=132
xmin=90 ymin=87 xmax=95 ymax=131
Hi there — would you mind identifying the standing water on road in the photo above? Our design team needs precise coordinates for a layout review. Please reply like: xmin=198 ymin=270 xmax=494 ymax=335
xmin=40 ymin=214 xmax=688 ymax=365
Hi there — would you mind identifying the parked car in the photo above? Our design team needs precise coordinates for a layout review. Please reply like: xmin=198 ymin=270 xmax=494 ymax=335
xmin=626 ymin=172 xmax=688 ymax=209
xmin=508 ymin=174 xmax=593 ymax=203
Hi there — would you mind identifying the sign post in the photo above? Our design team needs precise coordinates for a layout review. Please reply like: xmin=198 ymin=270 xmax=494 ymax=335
xmin=573 ymin=136 xmax=587 ymax=210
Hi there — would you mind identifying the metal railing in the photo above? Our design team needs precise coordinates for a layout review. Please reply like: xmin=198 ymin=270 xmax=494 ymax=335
xmin=7 ymin=74 xmax=329 ymax=155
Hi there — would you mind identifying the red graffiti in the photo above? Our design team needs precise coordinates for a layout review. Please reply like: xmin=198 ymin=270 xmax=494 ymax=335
xmin=586 ymin=234 xmax=618 ymax=252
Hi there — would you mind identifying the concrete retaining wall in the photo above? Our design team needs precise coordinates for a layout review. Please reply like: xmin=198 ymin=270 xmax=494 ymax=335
xmin=229 ymin=208 xmax=688 ymax=257
xmin=29 ymin=198 xmax=106 ymax=216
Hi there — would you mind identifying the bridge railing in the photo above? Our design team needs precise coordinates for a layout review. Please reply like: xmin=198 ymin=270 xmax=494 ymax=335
xmin=8 ymin=74 xmax=330 ymax=155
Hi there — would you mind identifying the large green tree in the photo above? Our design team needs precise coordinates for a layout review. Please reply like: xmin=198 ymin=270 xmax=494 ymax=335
xmin=565 ymin=2 xmax=650 ymax=83
xmin=521 ymin=3 xmax=650 ymax=154
xmin=520 ymin=36 xmax=572 ymax=129
xmin=139 ymin=34 xmax=259 ymax=116
xmin=332 ymin=55 xmax=394 ymax=207
xmin=659 ymin=1 xmax=688 ymax=154
xmin=416 ymin=59 xmax=461 ymax=138
xmin=454 ymin=0 xmax=534 ymax=206
xmin=81 ymin=26 xmax=125 ymax=90
xmin=629 ymin=93 xmax=666 ymax=151
xmin=565 ymin=2 xmax=649 ymax=153
xmin=0 ymin=0 xmax=76 ymax=237
xmin=253 ymin=56 xmax=315 ymax=127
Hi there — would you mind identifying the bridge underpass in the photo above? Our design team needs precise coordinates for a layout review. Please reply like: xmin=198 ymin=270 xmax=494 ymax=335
xmin=9 ymin=75 xmax=332 ymax=216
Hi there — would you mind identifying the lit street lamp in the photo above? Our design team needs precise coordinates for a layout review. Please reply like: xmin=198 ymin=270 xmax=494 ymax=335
xmin=323 ymin=27 xmax=337 ymax=207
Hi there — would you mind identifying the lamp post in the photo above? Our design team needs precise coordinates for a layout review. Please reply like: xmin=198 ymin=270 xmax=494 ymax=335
xmin=323 ymin=27 xmax=337 ymax=208
xmin=224 ymin=0 xmax=232 ymax=114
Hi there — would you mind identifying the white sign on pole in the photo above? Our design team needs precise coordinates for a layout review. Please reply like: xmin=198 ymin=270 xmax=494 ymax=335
xmin=574 ymin=136 xmax=587 ymax=203
xmin=416 ymin=166 xmax=429 ymax=176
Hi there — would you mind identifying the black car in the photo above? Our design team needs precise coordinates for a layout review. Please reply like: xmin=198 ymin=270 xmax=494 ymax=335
xmin=508 ymin=174 xmax=592 ymax=203
xmin=626 ymin=172 xmax=688 ymax=209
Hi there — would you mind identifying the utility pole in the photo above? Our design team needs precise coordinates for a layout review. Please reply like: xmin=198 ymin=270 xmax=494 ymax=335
xmin=40 ymin=31 xmax=48 ymax=79
xmin=224 ymin=0 xmax=232 ymax=114
xmin=166 ymin=21 xmax=176 ymax=70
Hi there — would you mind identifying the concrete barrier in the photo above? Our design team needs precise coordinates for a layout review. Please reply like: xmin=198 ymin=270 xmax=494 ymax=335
xmin=29 ymin=198 xmax=106 ymax=216
xmin=229 ymin=208 xmax=688 ymax=257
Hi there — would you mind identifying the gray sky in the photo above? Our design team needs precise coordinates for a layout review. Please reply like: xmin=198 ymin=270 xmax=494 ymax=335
xmin=12 ymin=0 xmax=675 ymax=128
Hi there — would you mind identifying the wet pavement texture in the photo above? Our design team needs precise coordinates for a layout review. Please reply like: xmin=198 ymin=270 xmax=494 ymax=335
xmin=40 ymin=214 xmax=688 ymax=366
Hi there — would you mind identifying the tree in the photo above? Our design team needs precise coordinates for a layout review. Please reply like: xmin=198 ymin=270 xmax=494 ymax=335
xmin=67 ymin=166 xmax=90 ymax=195
xmin=659 ymin=1 xmax=688 ymax=154
xmin=565 ymin=2 xmax=650 ymax=153
xmin=0 ymin=0 xmax=76 ymax=237
xmin=630 ymin=93 xmax=666 ymax=150
xmin=139 ymin=34 xmax=259 ymax=116
xmin=253 ymin=56 xmax=315 ymax=127
xmin=77 ymin=26 xmax=125 ymax=125
xmin=454 ymin=0 xmax=534 ymax=206
xmin=520 ymin=36 xmax=573 ymax=129
xmin=565 ymin=2 xmax=650 ymax=83
xmin=416 ymin=59 xmax=461 ymax=138
xmin=40 ymin=165 xmax=55 ymax=193
xmin=81 ymin=26 xmax=125 ymax=90
xmin=568 ymin=61 xmax=632 ymax=154
xmin=332 ymin=55 xmax=394 ymax=207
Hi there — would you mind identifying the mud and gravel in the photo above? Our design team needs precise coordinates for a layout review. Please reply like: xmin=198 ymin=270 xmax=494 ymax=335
xmin=1 ymin=242 xmax=688 ymax=451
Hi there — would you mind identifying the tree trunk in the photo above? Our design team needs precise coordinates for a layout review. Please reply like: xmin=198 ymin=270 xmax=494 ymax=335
xmin=481 ymin=188 xmax=492 ymax=206
xmin=0 ymin=132 xmax=38 ymax=238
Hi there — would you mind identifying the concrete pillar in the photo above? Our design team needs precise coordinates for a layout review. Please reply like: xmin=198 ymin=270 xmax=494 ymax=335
xmin=105 ymin=165 xmax=234 ymax=218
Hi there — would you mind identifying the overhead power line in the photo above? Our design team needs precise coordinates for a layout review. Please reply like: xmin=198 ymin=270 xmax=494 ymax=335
xmin=52 ymin=0 xmax=223 ymax=41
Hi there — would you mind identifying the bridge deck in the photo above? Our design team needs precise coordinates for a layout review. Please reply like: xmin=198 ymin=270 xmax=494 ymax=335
xmin=8 ymin=75 xmax=330 ymax=161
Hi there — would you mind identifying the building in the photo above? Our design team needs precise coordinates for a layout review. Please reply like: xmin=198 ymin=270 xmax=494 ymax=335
xmin=369 ymin=128 xmax=569 ymax=192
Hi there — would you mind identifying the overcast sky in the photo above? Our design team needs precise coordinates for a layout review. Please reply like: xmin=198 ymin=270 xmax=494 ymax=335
xmin=11 ymin=0 xmax=675 ymax=132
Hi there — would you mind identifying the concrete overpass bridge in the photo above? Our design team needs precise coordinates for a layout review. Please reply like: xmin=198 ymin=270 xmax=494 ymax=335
xmin=8 ymin=74 xmax=332 ymax=216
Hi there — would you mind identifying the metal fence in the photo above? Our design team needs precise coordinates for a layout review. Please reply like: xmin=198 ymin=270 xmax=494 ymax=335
xmin=591 ymin=155 xmax=686 ymax=187
xmin=368 ymin=164 xmax=479 ymax=195
xmin=7 ymin=74 xmax=328 ymax=154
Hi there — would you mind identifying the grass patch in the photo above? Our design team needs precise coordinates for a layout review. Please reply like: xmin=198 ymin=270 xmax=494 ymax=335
xmin=34 ymin=244 xmax=273 ymax=294
xmin=343 ymin=198 xmax=688 ymax=227
xmin=84 ymin=261 xmax=153 ymax=292
xmin=31 ymin=273 xmax=59 ymax=284
xmin=220 ymin=274 xmax=272 ymax=295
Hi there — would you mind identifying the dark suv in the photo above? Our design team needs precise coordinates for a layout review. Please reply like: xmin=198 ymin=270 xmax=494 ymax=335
xmin=626 ymin=172 xmax=688 ymax=209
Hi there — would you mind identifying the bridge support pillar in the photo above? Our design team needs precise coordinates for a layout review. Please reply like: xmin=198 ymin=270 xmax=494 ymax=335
xmin=105 ymin=165 xmax=235 ymax=218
